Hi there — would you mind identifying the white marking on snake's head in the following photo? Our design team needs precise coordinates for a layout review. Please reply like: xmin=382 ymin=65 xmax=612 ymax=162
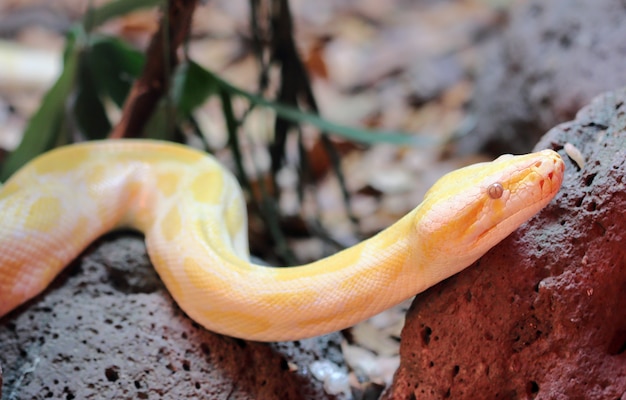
xmin=414 ymin=149 xmax=565 ymax=271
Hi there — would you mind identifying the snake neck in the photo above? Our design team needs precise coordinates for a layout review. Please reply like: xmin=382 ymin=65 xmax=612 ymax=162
xmin=146 ymin=204 xmax=431 ymax=341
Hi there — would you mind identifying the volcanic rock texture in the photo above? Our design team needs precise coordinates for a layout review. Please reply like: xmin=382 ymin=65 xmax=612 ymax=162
xmin=0 ymin=236 xmax=347 ymax=399
xmin=385 ymin=90 xmax=626 ymax=398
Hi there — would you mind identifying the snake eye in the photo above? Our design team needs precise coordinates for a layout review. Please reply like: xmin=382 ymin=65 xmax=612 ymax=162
xmin=488 ymin=183 xmax=504 ymax=199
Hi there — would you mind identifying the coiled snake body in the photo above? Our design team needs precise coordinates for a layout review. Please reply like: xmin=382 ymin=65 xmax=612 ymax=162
xmin=0 ymin=140 xmax=564 ymax=341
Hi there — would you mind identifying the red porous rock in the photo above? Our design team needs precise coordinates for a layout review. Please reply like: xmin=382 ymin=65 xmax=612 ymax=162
xmin=384 ymin=89 xmax=626 ymax=399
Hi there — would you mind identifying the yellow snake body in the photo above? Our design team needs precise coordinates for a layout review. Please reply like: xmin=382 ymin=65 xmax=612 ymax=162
xmin=0 ymin=140 xmax=564 ymax=341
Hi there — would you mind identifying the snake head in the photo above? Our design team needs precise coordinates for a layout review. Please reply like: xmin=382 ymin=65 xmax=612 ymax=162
xmin=415 ymin=149 xmax=565 ymax=272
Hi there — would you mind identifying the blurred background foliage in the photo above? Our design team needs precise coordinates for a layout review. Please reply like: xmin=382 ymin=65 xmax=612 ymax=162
xmin=0 ymin=0 xmax=433 ymax=263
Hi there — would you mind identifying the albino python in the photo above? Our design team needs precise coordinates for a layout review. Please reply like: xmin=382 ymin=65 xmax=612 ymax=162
xmin=0 ymin=140 xmax=564 ymax=341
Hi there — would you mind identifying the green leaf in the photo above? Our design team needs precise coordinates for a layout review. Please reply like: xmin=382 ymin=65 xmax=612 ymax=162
xmin=142 ymin=100 xmax=177 ymax=140
xmin=179 ymin=62 xmax=434 ymax=146
xmin=0 ymin=33 xmax=81 ymax=181
xmin=219 ymin=87 xmax=239 ymax=149
xmin=173 ymin=61 xmax=219 ymax=118
xmin=74 ymin=51 xmax=112 ymax=139
xmin=72 ymin=35 xmax=145 ymax=139
xmin=225 ymin=79 xmax=428 ymax=146
xmin=86 ymin=35 xmax=144 ymax=107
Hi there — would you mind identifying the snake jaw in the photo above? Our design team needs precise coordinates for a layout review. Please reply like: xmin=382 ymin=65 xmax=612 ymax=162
xmin=415 ymin=149 xmax=565 ymax=271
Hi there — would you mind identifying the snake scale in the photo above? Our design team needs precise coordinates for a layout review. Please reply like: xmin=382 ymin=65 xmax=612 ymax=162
xmin=0 ymin=140 xmax=564 ymax=341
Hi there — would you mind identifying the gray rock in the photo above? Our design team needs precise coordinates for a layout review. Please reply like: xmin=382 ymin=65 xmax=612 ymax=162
xmin=460 ymin=0 xmax=626 ymax=156
xmin=0 ymin=235 xmax=347 ymax=400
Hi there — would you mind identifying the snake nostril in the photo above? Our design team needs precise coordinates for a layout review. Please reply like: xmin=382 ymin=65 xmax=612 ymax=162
xmin=548 ymin=172 xmax=554 ymax=180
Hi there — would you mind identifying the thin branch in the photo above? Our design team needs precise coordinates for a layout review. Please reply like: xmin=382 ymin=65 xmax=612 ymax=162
xmin=110 ymin=0 xmax=198 ymax=139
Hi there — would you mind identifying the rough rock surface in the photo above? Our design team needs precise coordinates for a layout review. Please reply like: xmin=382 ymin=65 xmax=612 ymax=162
xmin=0 ymin=235 xmax=348 ymax=400
xmin=459 ymin=0 xmax=626 ymax=156
xmin=385 ymin=89 xmax=626 ymax=399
